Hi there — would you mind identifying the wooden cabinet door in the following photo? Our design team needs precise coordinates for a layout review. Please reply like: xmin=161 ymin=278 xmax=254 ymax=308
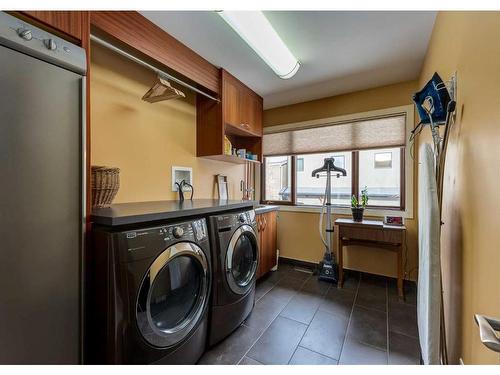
xmin=240 ymin=89 xmax=251 ymax=131
xmin=221 ymin=69 xmax=262 ymax=136
xmin=258 ymin=211 xmax=277 ymax=278
xmin=222 ymin=71 xmax=241 ymax=128
xmin=247 ymin=93 xmax=263 ymax=136
xmin=22 ymin=11 xmax=84 ymax=41
xmin=238 ymin=86 xmax=262 ymax=136
xmin=256 ymin=215 xmax=264 ymax=279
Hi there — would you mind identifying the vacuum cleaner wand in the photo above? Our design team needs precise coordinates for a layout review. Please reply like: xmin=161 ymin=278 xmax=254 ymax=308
xmin=312 ymin=157 xmax=347 ymax=283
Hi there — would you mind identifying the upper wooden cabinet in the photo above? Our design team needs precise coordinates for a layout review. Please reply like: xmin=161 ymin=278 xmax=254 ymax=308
xmin=222 ymin=70 xmax=263 ymax=137
xmin=197 ymin=69 xmax=263 ymax=163
xmin=21 ymin=11 xmax=85 ymax=41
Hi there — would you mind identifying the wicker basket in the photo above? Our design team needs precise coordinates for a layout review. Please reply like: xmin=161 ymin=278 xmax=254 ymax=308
xmin=91 ymin=166 xmax=120 ymax=208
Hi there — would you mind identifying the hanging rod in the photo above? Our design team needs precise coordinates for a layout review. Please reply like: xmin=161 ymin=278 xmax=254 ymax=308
xmin=90 ymin=34 xmax=220 ymax=103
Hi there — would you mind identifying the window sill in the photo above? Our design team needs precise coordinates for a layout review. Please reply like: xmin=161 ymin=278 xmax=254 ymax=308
xmin=273 ymin=204 xmax=413 ymax=219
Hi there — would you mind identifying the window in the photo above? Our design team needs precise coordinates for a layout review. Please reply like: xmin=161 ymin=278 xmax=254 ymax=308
xmin=261 ymin=111 xmax=409 ymax=211
xmin=296 ymin=152 xmax=352 ymax=206
xmin=374 ymin=152 xmax=392 ymax=168
xmin=263 ymin=149 xmax=404 ymax=209
xmin=360 ymin=148 xmax=401 ymax=207
xmin=264 ymin=156 xmax=291 ymax=202
xmin=296 ymin=158 xmax=304 ymax=172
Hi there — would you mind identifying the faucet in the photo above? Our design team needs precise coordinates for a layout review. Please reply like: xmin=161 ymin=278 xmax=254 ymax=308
xmin=175 ymin=180 xmax=194 ymax=201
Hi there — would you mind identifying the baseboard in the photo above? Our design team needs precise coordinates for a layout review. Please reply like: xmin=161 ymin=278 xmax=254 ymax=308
xmin=278 ymin=256 xmax=317 ymax=271
xmin=278 ymin=256 xmax=416 ymax=285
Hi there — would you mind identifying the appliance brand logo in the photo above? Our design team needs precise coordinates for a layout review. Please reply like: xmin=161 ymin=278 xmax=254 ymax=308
xmin=126 ymin=232 xmax=148 ymax=239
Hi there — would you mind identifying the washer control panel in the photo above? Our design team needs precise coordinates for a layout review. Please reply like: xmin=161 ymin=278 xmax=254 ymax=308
xmin=216 ymin=209 xmax=257 ymax=229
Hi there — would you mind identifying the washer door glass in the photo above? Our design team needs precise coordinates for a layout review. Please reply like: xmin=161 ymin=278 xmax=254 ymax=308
xmin=226 ymin=225 xmax=258 ymax=295
xmin=136 ymin=242 xmax=209 ymax=348
xmin=149 ymin=256 xmax=200 ymax=330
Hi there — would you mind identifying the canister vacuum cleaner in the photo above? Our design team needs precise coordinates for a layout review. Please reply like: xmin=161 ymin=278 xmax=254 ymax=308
xmin=311 ymin=157 xmax=347 ymax=283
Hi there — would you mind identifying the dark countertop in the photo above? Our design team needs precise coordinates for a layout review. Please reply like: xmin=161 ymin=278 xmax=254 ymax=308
xmin=255 ymin=205 xmax=280 ymax=214
xmin=91 ymin=199 xmax=257 ymax=227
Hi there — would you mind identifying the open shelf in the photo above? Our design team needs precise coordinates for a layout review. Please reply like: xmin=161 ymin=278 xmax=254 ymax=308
xmin=202 ymin=154 xmax=261 ymax=165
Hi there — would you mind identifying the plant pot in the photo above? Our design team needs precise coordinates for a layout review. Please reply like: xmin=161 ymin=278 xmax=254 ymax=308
xmin=351 ymin=207 xmax=364 ymax=222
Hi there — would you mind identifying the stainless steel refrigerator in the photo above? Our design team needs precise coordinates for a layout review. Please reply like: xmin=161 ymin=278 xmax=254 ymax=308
xmin=0 ymin=12 xmax=86 ymax=363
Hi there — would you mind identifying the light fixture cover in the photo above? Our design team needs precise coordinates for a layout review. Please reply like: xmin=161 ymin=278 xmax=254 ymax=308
xmin=218 ymin=11 xmax=300 ymax=79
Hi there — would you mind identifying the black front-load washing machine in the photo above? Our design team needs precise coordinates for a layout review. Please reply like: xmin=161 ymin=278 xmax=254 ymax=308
xmin=207 ymin=209 xmax=259 ymax=346
xmin=89 ymin=218 xmax=211 ymax=364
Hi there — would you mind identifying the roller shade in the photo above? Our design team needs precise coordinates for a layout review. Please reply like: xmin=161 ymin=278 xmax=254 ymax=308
xmin=263 ymin=114 xmax=406 ymax=156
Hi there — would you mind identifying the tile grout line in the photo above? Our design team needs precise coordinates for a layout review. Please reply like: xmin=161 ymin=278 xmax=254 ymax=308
xmin=254 ymin=272 xmax=285 ymax=304
xmin=294 ymin=345 xmax=339 ymax=363
xmin=337 ymin=273 xmax=361 ymax=364
xmin=255 ymin=267 xmax=312 ymax=304
xmin=287 ymin=278 xmax=333 ymax=365
xmin=237 ymin=273 xmax=312 ymax=365
xmin=389 ymin=330 xmax=419 ymax=340
xmin=386 ymin=279 xmax=390 ymax=364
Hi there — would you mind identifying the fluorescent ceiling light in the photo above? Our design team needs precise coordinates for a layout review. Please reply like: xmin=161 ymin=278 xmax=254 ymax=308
xmin=218 ymin=11 xmax=300 ymax=79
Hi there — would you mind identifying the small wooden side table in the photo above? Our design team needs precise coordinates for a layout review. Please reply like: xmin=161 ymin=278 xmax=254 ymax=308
xmin=335 ymin=218 xmax=407 ymax=298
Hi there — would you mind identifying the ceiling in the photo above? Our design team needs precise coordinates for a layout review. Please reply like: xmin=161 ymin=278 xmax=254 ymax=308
xmin=141 ymin=11 xmax=436 ymax=109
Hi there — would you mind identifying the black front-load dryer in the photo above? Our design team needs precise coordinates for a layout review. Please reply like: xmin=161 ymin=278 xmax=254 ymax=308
xmin=207 ymin=209 xmax=259 ymax=346
xmin=89 ymin=218 xmax=211 ymax=364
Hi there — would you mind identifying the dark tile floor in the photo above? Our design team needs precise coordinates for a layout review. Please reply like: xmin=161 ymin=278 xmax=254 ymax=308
xmin=199 ymin=263 xmax=421 ymax=365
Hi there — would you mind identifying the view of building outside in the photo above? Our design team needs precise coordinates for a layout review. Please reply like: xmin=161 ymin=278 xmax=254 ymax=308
xmin=264 ymin=156 xmax=291 ymax=202
xmin=296 ymin=152 xmax=352 ymax=205
xmin=264 ymin=147 xmax=401 ymax=207
xmin=359 ymin=147 xmax=401 ymax=206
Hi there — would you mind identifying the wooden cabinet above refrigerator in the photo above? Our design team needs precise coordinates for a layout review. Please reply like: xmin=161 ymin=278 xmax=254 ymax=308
xmin=19 ymin=11 xmax=87 ymax=42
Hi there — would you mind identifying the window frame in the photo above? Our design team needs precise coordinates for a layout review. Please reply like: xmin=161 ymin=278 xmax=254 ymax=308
xmin=262 ymin=148 xmax=405 ymax=211
xmin=260 ymin=105 xmax=414 ymax=217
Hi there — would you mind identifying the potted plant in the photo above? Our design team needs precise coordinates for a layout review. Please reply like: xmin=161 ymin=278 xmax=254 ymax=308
xmin=351 ymin=187 xmax=369 ymax=222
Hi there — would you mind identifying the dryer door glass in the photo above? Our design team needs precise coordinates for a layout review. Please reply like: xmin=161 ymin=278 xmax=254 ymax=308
xmin=136 ymin=242 xmax=209 ymax=348
xmin=226 ymin=225 xmax=258 ymax=295
xmin=232 ymin=233 xmax=255 ymax=286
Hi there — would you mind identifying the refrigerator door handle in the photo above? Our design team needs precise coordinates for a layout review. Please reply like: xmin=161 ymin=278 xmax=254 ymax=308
xmin=474 ymin=314 xmax=500 ymax=353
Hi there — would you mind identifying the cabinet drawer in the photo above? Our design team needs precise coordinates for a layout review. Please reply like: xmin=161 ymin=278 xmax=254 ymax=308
xmin=339 ymin=226 xmax=403 ymax=244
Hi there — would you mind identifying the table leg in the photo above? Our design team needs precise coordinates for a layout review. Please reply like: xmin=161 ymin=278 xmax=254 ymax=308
xmin=397 ymin=246 xmax=404 ymax=299
xmin=338 ymin=236 xmax=344 ymax=288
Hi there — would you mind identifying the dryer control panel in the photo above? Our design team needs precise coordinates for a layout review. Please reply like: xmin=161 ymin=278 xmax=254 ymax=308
xmin=159 ymin=219 xmax=208 ymax=242
xmin=118 ymin=218 xmax=208 ymax=262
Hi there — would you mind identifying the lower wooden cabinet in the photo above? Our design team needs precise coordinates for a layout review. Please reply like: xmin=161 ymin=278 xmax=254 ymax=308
xmin=256 ymin=210 xmax=278 ymax=279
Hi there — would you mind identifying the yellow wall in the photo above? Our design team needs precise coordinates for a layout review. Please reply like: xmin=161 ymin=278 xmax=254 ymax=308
xmin=264 ymin=80 xmax=418 ymax=126
xmin=91 ymin=43 xmax=245 ymax=203
xmin=264 ymin=80 xmax=420 ymax=280
xmin=417 ymin=12 xmax=500 ymax=365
